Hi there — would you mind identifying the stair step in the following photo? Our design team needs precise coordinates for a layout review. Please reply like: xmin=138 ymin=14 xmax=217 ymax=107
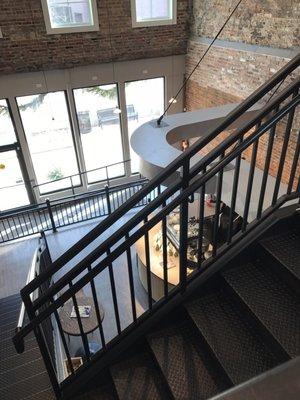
xmin=1 ymin=335 xmax=37 ymax=360
xmin=110 ymin=351 xmax=171 ymax=400
xmin=75 ymin=384 xmax=117 ymax=400
xmin=0 ymin=346 xmax=41 ymax=374
xmin=0 ymin=370 xmax=51 ymax=400
xmin=147 ymin=318 xmax=224 ymax=400
xmin=0 ymin=356 xmax=45 ymax=388
xmin=22 ymin=388 xmax=55 ymax=400
xmin=186 ymin=291 xmax=280 ymax=385
xmin=222 ymin=261 xmax=300 ymax=358
xmin=260 ymin=228 xmax=300 ymax=281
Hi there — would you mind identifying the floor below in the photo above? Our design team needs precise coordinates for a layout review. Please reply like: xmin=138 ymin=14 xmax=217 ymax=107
xmin=0 ymin=208 xmax=149 ymax=359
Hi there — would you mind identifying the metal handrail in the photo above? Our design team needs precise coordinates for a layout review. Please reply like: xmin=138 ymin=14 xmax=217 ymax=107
xmin=22 ymin=58 xmax=300 ymax=298
xmin=14 ymin=233 xmax=45 ymax=353
xmin=32 ymin=159 xmax=132 ymax=191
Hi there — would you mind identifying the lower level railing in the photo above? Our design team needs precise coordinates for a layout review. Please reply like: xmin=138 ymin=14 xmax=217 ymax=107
xmin=12 ymin=56 xmax=300 ymax=399
xmin=0 ymin=178 xmax=151 ymax=243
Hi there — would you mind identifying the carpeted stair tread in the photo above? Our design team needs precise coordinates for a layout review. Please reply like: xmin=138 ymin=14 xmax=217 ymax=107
xmin=260 ymin=229 xmax=300 ymax=280
xmin=75 ymin=384 xmax=118 ymax=400
xmin=21 ymin=388 xmax=55 ymax=400
xmin=1 ymin=336 xmax=37 ymax=360
xmin=0 ymin=370 xmax=51 ymax=400
xmin=147 ymin=319 xmax=223 ymax=400
xmin=110 ymin=351 xmax=171 ymax=400
xmin=186 ymin=291 xmax=280 ymax=385
xmin=223 ymin=261 xmax=300 ymax=357
xmin=0 ymin=356 xmax=45 ymax=388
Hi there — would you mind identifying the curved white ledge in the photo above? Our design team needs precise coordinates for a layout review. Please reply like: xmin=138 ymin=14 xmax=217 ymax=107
xmin=131 ymin=104 xmax=288 ymax=221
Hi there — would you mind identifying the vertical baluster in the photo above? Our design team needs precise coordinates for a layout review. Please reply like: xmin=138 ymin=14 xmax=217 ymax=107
xmin=197 ymin=168 xmax=206 ymax=268
xmin=161 ymin=201 xmax=168 ymax=298
xmin=287 ymin=129 xmax=300 ymax=194
xmin=51 ymin=298 xmax=75 ymax=375
xmin=272 ymin=94 xmax=298 ymax=204
xmin=212 ymin=153 xmax=225 ymax=257
xmin=107 ymin=249 xmax=121 ymax=334
xmin=69 ymin=283 xmax=90 ymax=361
xmin=257 ymin=105 xmax=280 ymax=219
xmin=144 ymin=217 xmax=153 ymax=309
xmin=227 ymin=138 xmax=243 ymax=244
xmin=87 ymin=265 xmax=106 ymax=348
xmin=179 ymin=160 xmax=190 ymax=292
xmin=242 ymin=128 xmax=260 ymax=232
xmin=125 ymin=234 xmax=137 ymax=322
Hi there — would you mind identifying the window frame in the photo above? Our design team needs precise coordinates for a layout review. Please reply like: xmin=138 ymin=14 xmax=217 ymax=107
xmin=130 ymin=0 xmax=177 ymax=28
xmin=41 ymin=0 xmax=99 ymax=35
xmin=72 ymin=83 xmax=127 ymax=186
xmin=16 ymin=90 xmax=83 ymax=196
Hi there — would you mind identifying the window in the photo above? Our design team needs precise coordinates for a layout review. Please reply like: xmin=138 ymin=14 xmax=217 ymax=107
xmin=73 ymin=84 xmax=125 ymax=184
xmin=41 ymin=0 xmax=99 ymax=34
xmin=17 ymin=92 xmax=80 ymax=194
xmin=131 ymin=0 xmax=177 ymax=27
xmin=125 ymin=77 xmax=165 ymax=173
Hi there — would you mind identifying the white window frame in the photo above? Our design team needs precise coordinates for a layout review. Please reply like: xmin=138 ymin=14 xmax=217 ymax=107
xmin=41 ymin=0 xmax=99 ymax=34
xmin=131 ymin=0 xmax=177 ymax=28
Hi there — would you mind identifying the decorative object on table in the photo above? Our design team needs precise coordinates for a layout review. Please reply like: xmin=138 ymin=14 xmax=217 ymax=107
xmin=70 ymin=305 xmax=91 ymax=318
xmin=63 ymin=357 xmax=83 ymax=377
xmin=59 ymin=296 xmax=104 ymax=337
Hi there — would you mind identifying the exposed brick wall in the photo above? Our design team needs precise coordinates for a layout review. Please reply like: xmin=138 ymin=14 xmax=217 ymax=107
xmin=192 ymin=0 xmax=300 ymax=49
xmin=0 ymin=0 xmax=190 ymax=75
xmin=185 ymin=1 xmax=299 ymax=188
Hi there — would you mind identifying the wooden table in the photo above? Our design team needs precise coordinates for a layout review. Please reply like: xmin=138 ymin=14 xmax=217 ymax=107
xmin=59 ymin=296 xmax=104 ymax=337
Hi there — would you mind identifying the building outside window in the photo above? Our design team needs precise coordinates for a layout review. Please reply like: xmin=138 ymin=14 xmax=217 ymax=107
xmin=131 ymin=0 xmax=177 ymax=27
xmin=41 ymin=0 xmax=99 ymax=34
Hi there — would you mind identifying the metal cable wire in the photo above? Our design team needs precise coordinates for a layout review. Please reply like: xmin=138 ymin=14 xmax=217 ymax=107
xmin=157 ymin=0 xmax=244 ymax=125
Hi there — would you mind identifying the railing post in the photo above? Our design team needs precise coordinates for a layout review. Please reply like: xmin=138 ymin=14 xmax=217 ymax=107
xmin=179 ymin=159 xmax=190 ymax=293
xmin=46 ymin=199 xmax=57 ymax=233
xmin=105 ymin=185 xmax=112 ymax=214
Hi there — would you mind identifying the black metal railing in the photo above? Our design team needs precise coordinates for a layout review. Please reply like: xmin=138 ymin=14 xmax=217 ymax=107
xmin=32 ymin=159 xmax=132 ymax=196
xmin=15 ymin=232 xmax=57 ymax=389
xmin=0 ymin=178 xmax=150 ymax=243
xmin=13 ymin=54 xmax=300 ymax=399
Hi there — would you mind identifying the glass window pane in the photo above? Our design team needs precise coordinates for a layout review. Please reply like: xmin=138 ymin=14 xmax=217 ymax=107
xmin=47 ymin=0 xmax=94 ymax=28
xmin=125 ymin=77 xmax=165 ymax=173
xmin=136 ymin=0 xmax=172 ymax=22
xmin=73 ymin=84 xmax=125 ymax=184
xmin=17 ymin=92 xmax=80 ymax=194
xmin=0 ymin=151 xmax=29 ymax=211
xmin=0 ymin=99 xmax=17 ymax=146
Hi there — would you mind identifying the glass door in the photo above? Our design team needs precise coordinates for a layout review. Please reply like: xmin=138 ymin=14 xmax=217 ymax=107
xmin=17 ymin=92 xmax=81 ymax=194
xmin=0 ymin=99 xmax=30 ymax=211
xmin=124 ymin=77 xmax=165 ymax=173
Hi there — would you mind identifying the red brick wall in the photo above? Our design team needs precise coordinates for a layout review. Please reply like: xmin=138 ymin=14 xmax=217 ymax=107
xmin=185 ymin=42 xmax=299 ymax=186
xmin=0 ymin=0 xmax=190 ymax=75
xmin=192 ymin=0 xmax=300 ymax=49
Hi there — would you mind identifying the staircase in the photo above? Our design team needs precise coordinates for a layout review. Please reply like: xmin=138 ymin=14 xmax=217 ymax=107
xmin=98 ymin=213 xmax=299 ymax=400
xmin=0 ymin=294 xmax=54 ymax=400
xmin=11 ymin=54 xmax=300 ymax=400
